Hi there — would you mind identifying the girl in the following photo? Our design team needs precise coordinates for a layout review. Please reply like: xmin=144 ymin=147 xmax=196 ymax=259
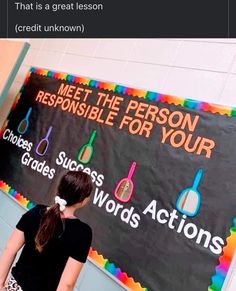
xmin=0 ymin=171 xmax=93 ymax=291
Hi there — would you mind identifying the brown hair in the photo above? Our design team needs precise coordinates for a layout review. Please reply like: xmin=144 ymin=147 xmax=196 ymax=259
xmin=35 ymin=171 xmax=93 ymax=252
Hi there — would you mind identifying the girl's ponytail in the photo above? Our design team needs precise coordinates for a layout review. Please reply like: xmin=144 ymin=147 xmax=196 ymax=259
xmin=35 ymin=204 xmax=62 ymax=252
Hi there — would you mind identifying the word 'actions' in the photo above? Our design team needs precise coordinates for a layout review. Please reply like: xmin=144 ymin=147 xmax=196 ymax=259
xmin=143 ymin=200 xmax=224 ymax=255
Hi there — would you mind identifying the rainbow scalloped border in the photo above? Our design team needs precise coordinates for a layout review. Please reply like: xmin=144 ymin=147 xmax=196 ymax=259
xmin=2 ymin=66 xmax=236 ymax=291
xmin=0 ymin=180 xmax=35 ymax=209
xmin=89 ymin=249 xmax=147 ymax=290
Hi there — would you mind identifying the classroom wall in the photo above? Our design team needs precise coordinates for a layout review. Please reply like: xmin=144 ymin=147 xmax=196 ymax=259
xmin=1 ymin=38 xmax=236 ymax=290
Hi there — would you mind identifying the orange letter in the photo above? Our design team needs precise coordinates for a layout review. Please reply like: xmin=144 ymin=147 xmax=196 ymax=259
xmin=139 ymin=121 xmax=153 ymax=138
xmin=48 ymin=94 xmax=56 ymax=107
xmin=83 ymin=89 xmax=92 ymax=102
xmin=35 ymin=90 xmax=45 ymax=102
xmin=42 ymin=92 xmax=51 ymax=105
xmin=129 ymin=119 xmax=142 ymax=135
xmin=61 ymin=99 xmax=71 ymax=111
xmin=184 ymin=134 xmax=202 ymax=153
xmin=67 ymin=85 xmax=76 ymax=98
xmin=105 ymin=111 xmax=118 ymax=126
xmin=88 ymin=107 xmax=99 ymax=120
xmin=181 ymin=114 xmax=199 ymax=132
xmin=125 ymin=100 xmax=138 ymax=114
xmin=156 ymin=108 xmax=169 ymax=125
xmin=74 ymin=87 xmax=83 ymax=100
xmin=54 ymin=96 xmax=64 ymax=107
xmin=111 ymin=96 xmax=123 ymax=111
xmin=196 ymin=138 xmax=215 ymax=158
xmin=119 ymin=115 xmax=132 ymax=129
xmin=145 ymin=105 xmax=159 ymax=121
xmin=161 ymin=127 xmax=174 ymax=143
xmin=96 ymin=92 xmax=106 ymax=105
xmin=169 ymin=130 xmax=186 ymax=148
xmin=135 ymin=102 xmax=148 ymax=119
xmin=57 ymin=83 xmax=69 ymax=96
xmin=168 ymin=111 xmax=184 ymax=128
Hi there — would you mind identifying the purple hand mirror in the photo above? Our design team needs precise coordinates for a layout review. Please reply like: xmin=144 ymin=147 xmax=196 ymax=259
xmin=36 ymin=126 xmax=52 ymax=156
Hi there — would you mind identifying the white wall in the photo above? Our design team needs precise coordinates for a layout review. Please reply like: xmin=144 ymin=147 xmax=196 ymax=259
xmin=1 ymin=38 xmax=236 ymax=291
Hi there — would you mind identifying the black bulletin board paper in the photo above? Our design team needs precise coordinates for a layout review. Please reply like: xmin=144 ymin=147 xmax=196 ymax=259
xmin=1 ymin=68 xmax=236 ymax=291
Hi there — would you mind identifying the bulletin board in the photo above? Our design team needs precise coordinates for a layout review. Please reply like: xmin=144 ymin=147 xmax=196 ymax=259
xmin=1 ymin=67 xmax=236 ymax=291
xmin=0 ymin=40 xmax=29 ymax=107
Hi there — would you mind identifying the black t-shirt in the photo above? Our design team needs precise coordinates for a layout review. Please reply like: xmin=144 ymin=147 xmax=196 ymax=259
xmin=12 ymin=205 xmax=92 ymax=291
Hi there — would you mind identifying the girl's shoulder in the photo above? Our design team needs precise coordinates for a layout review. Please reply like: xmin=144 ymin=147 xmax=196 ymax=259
xmin=66 ymin=219 xmax=92 ymax=238
xmin=25 ymin=204 xmax=47 ymax=218
xmin=67 ymin=217 xmax=91 ymax=230
xmin=16 ymin=204 xmax=47 ymax=231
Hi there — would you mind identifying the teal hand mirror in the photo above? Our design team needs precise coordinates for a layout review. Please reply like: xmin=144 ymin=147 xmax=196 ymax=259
xmin=176 ymin=169 xmax=203 ymax=217
xmin=17 ymin=107 xmax=32 ymax=134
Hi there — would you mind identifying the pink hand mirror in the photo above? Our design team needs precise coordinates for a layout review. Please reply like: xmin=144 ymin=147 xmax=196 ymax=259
xmin=114 ymin=162 xmax=137 ymax=203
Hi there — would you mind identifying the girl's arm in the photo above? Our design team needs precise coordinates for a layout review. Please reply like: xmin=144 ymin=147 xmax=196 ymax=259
xmin=56 ymin=257 xmax=84 ymax=291
xmin=0 ymin=229 xmax=25 ymax=288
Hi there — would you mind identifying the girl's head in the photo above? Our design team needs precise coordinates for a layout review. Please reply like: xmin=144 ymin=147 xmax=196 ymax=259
xmin=57 ymin=170 xmax=93 ymax=207
xmin=35 ymin=171 xmax=93 ymax=252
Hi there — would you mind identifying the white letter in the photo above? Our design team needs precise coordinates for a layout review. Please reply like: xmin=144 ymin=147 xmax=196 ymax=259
xmin=56 ymin=151 xmax=66 ymax=165
xmin=183 ymin=223 xmax=198 ymax=239
xmin=96 ymin=174 xmax=104 ymax=187
xmin=130 ymin=214 xmax=141 ymax=229
xmin=168 ymin=209 xmax=179 ymax=229
xmin=156 ymin=209 xmax=169 ymax=224
xmin=21 ymin=152 xmax=30 ymax=165
xmin=3 ymin=129 xmax=10 ymax=140
xmin=93 ymin=188 xmax=109 ymax=207
xmin=69 ymin=161 xmax=77 ymax=171
xmin=121 ymin=207 xmax=134 ymax=224
xmin=196 ymin=229 xmax=211 ymax=248
xmin=105 ymin=200 xmax=116 ymax=213
xmin=210 ymin=236 xmax=224 ymax=255
xmin=177 ymin=215 xmax=187 ymax=233
xmin=143 ymin=200 xmax=157 ymax=220
xmin=49 ymin=169 xmax=55 ymax=179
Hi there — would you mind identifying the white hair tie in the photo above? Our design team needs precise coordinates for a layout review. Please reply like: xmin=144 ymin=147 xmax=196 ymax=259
xmin=55 ymin=196 xmax=67 ymax=211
